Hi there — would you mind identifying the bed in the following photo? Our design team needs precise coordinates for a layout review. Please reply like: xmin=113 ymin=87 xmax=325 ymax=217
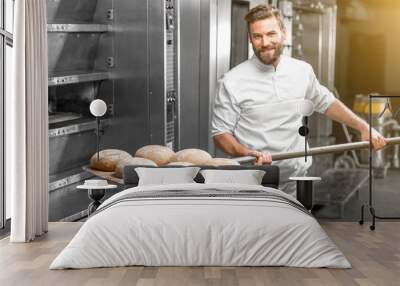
xmin=50 ymin=165 xmax=351 ymax=269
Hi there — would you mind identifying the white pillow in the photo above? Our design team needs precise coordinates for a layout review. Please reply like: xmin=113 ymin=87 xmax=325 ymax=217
xmin=135 ymin=167 xmax=200 ymax=186
xmin=200 ymin=169 xmax=266 ymax=185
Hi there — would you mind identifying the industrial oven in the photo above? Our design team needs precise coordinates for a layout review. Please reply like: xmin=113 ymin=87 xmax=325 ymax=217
xmin=47 ymin=0 xmax=180 ymax=221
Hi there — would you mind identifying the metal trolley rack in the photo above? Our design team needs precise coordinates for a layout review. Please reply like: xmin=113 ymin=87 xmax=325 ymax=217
xmin=359 ymin=94 xmax=400 ymax=230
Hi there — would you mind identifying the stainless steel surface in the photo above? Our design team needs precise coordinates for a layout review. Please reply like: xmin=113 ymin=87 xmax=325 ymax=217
xmin=280 ymin=0 xmax=293 ymax=56
xmin=93 ymin=28 xmax=113 ymax=73
xmin=49 ymin=130 xmax=97 ymax=175
xmin=234 ymin=137 xmax=400 ymax=164
xmin=206 ymin=0 xmax=217 ymax=154
xmin=48 ymin=81 xmax=103 ymax=116
xmin=102 ymin=0 xmax=180 ymax=152
xmin=49 ymin=168 xmax=94 ymax=192
xmin=176 ymin=1 xmax=182 ymax=151
xmin=47 ymin=0 xmax=99 ymax=24
xmin=49 ymin=112 xmax=82 ymax=124
xmin=48 ymin=72 xmax=109 ymax=86
xmin=49 ymin=118 xmax=109 ymax=138
xmin=209 ymin=0 xmax=232 ymax=156
xmin=48 ymin=182 xmax=91 ymax=222
xmin=48 ymin=33 xmax=104 ymax=74
xmin=179 ymin=0 xmax=201 ymax=149
xmin=215 ymin=0 xmax=231 ymax=90
xmin=109 ymin=0 xmax=149 ymax=152
xmin=92 ymin=0 xmax=114 ymax=24
xmin=147 ymin=0 xmax=180 ymax=149
xmin=47 ymin=0 xmax=116 ymax=222
xmin=292 ymin=0 xmax=337 ymax=139
xmin=325 ymin=4 xmax=337 ymax=92
xmin=165 ymin=0 xmax=179 ymax=149
xmin=49 ymin=182 xmax=119 ymax=221
xmin=148 ymin=0 xmax=166 ymax=145
xmin=230 ymin=1 xmax=249 ymax=68
xmin=47 ymin=24 xmax=110 ymax=33
xmin=197 ymin=0 xmax=213 ymax=152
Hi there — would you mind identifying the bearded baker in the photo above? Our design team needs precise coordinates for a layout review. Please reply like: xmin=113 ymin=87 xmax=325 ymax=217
xmin=211 ymin=4 xmax=386 ymax=196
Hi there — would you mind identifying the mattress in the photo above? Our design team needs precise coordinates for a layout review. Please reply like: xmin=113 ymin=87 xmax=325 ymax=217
xmin=50 ymin=183 xmax=351 ymax=269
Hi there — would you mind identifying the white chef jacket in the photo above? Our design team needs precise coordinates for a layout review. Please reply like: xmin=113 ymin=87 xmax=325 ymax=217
xmin=211 ymin=55 xmax=335 ymax=196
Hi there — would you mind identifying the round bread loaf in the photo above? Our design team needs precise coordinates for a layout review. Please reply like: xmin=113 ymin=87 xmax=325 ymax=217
xmin=206 ymin=158 xmax=240 ymax=166
xmin=135 ymin=145 xmax=175 ymax=166
xmin=90 ymin=149 xmax=132 ymax=172
xmin=114 ymin=157 xmax=157 ymax=178
xmin=172 ymin=149 xmax=212 ymax=165
xmin=167 ymin=161 xmax=194 ymax=166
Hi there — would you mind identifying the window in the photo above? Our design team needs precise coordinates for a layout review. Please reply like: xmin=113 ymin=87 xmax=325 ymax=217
xmin=1 ymin=0 xmax=14 ymax=229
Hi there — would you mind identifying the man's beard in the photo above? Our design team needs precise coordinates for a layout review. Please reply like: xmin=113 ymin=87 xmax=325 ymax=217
xmin=253 ymin=42 xmax=284 ymax=65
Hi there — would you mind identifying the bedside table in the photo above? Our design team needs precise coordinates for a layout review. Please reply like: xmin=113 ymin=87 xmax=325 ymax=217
xmin=289 ymin=177 xmax=321 ymax=211
xmin=77 ymin=182 xmax=117 ymax=215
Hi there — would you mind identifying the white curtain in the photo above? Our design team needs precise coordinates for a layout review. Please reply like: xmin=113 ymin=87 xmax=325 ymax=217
xmin=6 ymin=0 xmax=49 ymax=242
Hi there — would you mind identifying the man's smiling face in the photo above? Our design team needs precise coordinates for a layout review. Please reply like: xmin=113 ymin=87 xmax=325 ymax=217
xmin=249 ymin=17 xmax=286 ymax=66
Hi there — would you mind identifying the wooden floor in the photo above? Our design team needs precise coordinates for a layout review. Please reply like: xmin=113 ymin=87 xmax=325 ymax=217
xmin=0 ymin=222 xmax=399 ymax=286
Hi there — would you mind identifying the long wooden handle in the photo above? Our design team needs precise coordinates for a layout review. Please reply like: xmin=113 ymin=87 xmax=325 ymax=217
xmin=234 ymin=137 xmax=400 ymax=164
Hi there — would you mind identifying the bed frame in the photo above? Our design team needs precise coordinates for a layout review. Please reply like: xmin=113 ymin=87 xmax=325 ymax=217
xmin=122 ymin=165 xmax=280 ymax=189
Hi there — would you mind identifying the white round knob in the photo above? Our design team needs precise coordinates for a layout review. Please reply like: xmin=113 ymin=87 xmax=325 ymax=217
xmin=297 ymin=99 xmax=314 ymax=117
xmin=90 ymin=99 xmax=107 ymax=117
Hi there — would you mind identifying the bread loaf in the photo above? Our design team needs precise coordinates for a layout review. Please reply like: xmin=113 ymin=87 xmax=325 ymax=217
xmin=167 ymin=161 xmax=194 ymax=166
xmin=90 ymin=149 xmax=132 ymax=172
xmin=114 ymin=157 xmax=157 ymax=178
xmin=135 ymin=145 xmax=175 ymax=166
xmin=172 ymin=149 xmax=212 ymax=165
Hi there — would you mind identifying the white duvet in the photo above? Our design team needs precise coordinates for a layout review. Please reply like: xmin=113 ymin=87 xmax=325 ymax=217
xmin=50 ymin=183 xmax=351 ymax=269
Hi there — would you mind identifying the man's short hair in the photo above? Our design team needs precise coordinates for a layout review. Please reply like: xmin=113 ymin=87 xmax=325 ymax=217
xmin=244 ymin=4 xmax=285 ymax=31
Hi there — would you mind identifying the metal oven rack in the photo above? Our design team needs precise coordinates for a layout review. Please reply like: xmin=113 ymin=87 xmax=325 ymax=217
xmin=47 ymin=0 xmax=181 ymax=221
xmin=47 ymin=0 xmax=115 ymax=221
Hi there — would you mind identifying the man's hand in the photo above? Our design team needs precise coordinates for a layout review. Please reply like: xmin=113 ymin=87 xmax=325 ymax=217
xmin=247 ymin=150 xmax=272 ymax=165
xmin=213 ymin=133 xmax=272 ymax=164
xmin=324 ymin=100 xmax=388 ymax=151
xmin=360 ymin=127 xmax=387 ymax=151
